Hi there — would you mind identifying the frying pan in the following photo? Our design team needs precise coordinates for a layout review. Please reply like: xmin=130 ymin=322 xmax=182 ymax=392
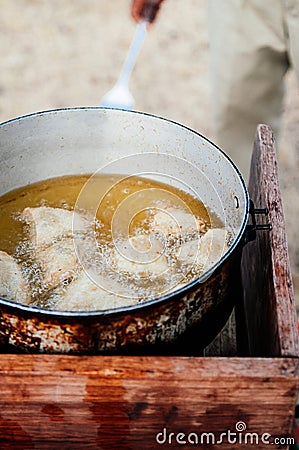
xmin=0 ymin=107 xmax=249 ymax=353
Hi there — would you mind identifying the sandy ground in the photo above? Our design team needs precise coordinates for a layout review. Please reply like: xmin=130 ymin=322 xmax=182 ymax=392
xmin=1 ymin=0 xmax=299 ymax=310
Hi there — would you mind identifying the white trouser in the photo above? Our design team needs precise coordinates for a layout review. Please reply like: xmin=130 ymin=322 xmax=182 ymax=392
xmin=207 ymin=0 xmax=299 ymax=180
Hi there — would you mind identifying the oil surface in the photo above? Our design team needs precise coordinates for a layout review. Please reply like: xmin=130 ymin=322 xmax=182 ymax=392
xmin=0 ymin=174 xmax=226 ymax=310
xmin=0 ymin=174 xmax=211 ymax=254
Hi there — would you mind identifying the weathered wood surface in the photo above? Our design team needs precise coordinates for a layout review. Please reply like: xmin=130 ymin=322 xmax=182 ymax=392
xmin=241 ymin=124 xmax=299 ymax=357
xmin=204 ymin=308 xmax=237 ymax=356
xmin=0 ymin=355 xmax=297 ymax=449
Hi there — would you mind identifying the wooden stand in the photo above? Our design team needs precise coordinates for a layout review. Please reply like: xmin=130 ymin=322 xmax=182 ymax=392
xmin=0 ymin=125 xmax=298 ymax=449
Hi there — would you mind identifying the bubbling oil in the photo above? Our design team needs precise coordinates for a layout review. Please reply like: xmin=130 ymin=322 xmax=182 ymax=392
xmin=0 ymin=174 xmax=212 ymax=253
xmin=0 ymin=174 xmax=225 ymax=310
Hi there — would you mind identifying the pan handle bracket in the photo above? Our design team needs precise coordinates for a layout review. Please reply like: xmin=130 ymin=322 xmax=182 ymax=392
xmin=244 ymin=200 xmax=272 ymax=243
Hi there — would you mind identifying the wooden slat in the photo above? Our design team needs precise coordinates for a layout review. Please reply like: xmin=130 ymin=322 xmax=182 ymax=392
xmin=0 ymin=355 xmax=297 ymax=449
xmin=242 ymin=124 xmax=299 ymax=357
xmin=204 ymin=309 xmax=237 ymax=356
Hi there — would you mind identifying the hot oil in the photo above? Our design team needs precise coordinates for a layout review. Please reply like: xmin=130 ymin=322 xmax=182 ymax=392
xmin=0 ymin=174 xmax=218 ymax=309
xmin=0 ymin=176 xmax=84 ymax=254
xmin=0 ymin=174 xmax=211 ymax=254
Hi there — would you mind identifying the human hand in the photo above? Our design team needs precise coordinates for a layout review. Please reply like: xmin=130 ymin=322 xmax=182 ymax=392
xmin=131 ymin=0 xmax=165 ymax=24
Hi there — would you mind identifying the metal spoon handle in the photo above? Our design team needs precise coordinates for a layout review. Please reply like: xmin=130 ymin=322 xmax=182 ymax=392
xmin=117 ymin=21 xmax=147 ymax=87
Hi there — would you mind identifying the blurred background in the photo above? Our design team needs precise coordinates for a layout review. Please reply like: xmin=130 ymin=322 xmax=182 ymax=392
xmin=1 ymin=0 xmax=299 ymax=311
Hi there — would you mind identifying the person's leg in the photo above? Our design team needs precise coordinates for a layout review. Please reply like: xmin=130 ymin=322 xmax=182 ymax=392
xmin=285 ymin=0 xmax=299 ymax=81
xmin=207 ymin=0 xmax=289 ymax=180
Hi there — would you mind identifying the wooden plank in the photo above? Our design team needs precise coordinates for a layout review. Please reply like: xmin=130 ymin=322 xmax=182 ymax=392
xmin=204 ymin=308 xmax=237 ymax=356
xmin=242 ymin=124 xmax=299 ymax=357
xmin=0 ymin=355 xmax=297 ymax=449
